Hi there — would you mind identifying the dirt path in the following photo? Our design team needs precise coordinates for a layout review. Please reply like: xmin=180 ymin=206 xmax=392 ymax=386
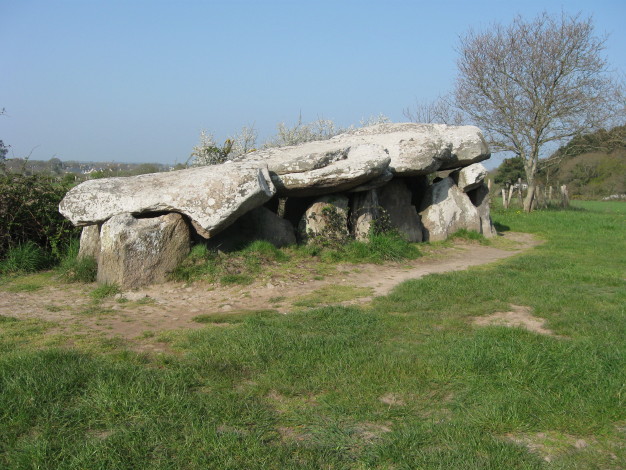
xmin=0 ymin=232 xmax=540 ymax=349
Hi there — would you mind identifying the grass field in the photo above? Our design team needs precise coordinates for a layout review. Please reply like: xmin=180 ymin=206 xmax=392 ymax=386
xmin=1 ymin=201 xmax=625 ymax=469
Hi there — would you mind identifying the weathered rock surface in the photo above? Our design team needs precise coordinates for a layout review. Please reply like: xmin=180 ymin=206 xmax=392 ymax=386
xmin=298 ymin=195 xmax=350 ymax=244
xmin=419 ymin=177 xmax=481 ymax=241
xmin=468 ymin=183 xmax=496 ymax=238
xmin=97 ymin=213 xmax=190 ymax=288
xmin=78 ymin=224 xmax=101 ymax=262
xmin=342 ymin=123 xmax=490 ymax=174
xmin=207 ymin=207 xmax=296 ymax=250
xmin=237 ymin=123 xmax=490 ymax=196
xmin=347 ymin=169 xmax=394 ymax=193
xmin=351 ymin=190 xmax=380 ymax=241
xmin=240 ymin=143 xmax=391 ymax=197
xmin=60 ymin=163 xmax=276 ymax=238
xmin=378 ymin=179 xmax=423 ymax=242
xmin=451 ymin=163 xmax=488 ymax=192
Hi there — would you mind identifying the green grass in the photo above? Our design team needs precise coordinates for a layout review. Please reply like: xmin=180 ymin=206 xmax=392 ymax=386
xmin=0 ymin=242 xmax=52 ymax=275
xmin=90 ymin=283 xmax=120 ymax=301
xmin=307 ymin=232 xmax=421 ymax=264
xmin=293 ymin=285 xmax=374 ymax=308
xmin=57 ymin=239 xmax=98 ymax=283
xmin=448 ymin=228 xmax=490 ymax=244
xmin=172 ymin=234 xmax=419 ymax=285
xmin=171 ymin=240 xmax=291 ymax=285
xmin=0 ymin=271 xmax=55 ymax=293
xmin=192 ymin=309 xmax=280 ymax=324
xmin=7 ymin=282 xmax=44 ymax=293
xmin=0 ymin=201 xmax=624 ymax=468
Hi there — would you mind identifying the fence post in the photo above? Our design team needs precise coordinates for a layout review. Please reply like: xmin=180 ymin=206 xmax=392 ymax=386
xmin=548 ymin=185 xmax=552 ymax=204
xmin=560 ymin=185 xmax=569 ymax=208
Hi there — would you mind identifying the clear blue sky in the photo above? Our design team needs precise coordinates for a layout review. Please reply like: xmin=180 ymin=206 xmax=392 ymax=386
xmin=2 ymin=0 xmax=625 ymax=168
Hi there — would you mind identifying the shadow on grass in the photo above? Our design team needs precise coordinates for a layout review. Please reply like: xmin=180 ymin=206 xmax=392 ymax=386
xmin=493 ymin=221 xmax=510 ymax=232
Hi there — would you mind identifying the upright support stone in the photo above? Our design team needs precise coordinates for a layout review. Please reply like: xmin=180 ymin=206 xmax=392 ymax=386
xmin=351 ymin=190 xmax=380 ymax=242
xmin=467 ymin=183 xmax=496 ymax=238
xmin=419 ymin=177 xmax=481 ymax=241
xmin=451 ymin=163 xmax=488 ymax=192
xmin=298 ymin=195 xmax=350 ymax=245
xmin=78 ymin=224 xmax=101 ymax=262
xmin=377 ymin=179 xmax=423 ymax=242
xmin=98 ymin=213 xmax=190 ymax=288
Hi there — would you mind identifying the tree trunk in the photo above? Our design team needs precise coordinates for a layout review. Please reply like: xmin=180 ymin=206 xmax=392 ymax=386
xmin=523 ymin=183 xmax=536 ymax=212
xmin=532 ymin=184 xmax=545 ymax=210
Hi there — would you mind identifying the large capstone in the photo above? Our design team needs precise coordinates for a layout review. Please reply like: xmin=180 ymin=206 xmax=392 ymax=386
xmin=236 ymin=123 xmax=490 ymax=196
xmin=419 ymin=177 xmax=481 ymax=241
xmin=59 ymin=163 xmax=276 ymax=238
xmin=240 ymin=143 xmax=391 ymax=197
xmin=339 ymin=123 xmax=490 ymax=175
xmin=97 ymin=212 xmax=190 ymax=288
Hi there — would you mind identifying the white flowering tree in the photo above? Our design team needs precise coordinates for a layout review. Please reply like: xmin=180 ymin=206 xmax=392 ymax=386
xmin=189 ymin=126 xmax=258 ymax=166
xmin=190 ymin=114 xmax=391 ymax=166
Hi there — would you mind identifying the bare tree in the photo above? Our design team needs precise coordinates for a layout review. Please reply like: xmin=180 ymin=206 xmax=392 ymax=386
xmin=454 ymin=12 xmax=623 ymax=211
xmin=263 ymin=115 xmax=347 ymax=148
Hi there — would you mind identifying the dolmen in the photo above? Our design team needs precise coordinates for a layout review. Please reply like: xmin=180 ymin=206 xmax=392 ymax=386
xmin=60 ymin=123 xmax=496 ymax=288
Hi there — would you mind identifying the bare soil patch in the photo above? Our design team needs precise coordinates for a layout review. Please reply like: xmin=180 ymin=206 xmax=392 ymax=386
xmin=473 ymin=304 xmax=557 ymax=336
xmin=504 ymin=430 xmax=623 ymax=463
xmin=0 ymin=232 xmax=540 ymax=349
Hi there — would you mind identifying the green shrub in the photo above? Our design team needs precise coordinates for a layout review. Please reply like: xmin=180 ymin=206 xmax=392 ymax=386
xmin=0 ymin=242 xmax=52 ymax=275
xmin=0 ymin=173 xmax=78 ymax=261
